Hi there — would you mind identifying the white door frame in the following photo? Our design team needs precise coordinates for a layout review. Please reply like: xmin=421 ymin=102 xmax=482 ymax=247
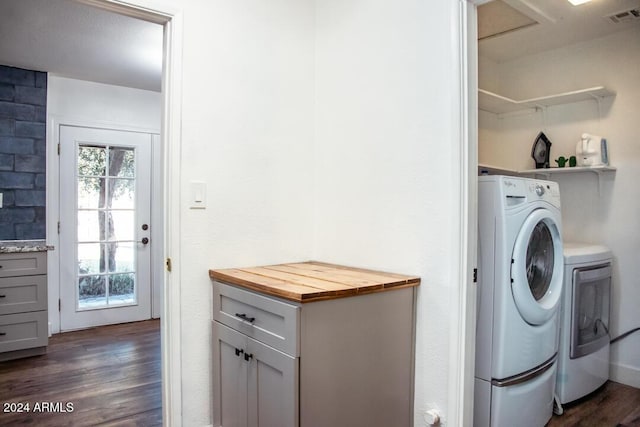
xmin=44 ymin=1 xmax=184 ymax=425
xmin=447 ymin=1 xmax=480 ymax=426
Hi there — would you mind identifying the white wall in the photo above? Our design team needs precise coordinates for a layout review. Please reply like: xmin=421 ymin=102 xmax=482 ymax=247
xmin=479 ymin=27 xmax=640 ymax=387
xmin=314 ymin=0 xmax=464 ymax=423
xmin=46 ymin=76 xmax=162 ymax=334
xmin=47 ymin=76 xmax=161 ymax=131
xmin=177 ymin=1 xmax=316 ymax=424
xmin=123 ymin=0 xmax=466 ymax=425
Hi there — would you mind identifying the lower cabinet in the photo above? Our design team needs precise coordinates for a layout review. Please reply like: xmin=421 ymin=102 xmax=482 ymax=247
xmin=213 ymin=321 xmax=298 ymax=427
xmin=0 ymin=251 xmax=48 ymax=361
xmin=212 ymin=280 xmax=417 ymax=427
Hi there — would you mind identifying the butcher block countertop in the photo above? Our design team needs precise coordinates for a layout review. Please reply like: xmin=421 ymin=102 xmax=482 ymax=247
xmin=209 ymin=261 xmax=420 ymax=303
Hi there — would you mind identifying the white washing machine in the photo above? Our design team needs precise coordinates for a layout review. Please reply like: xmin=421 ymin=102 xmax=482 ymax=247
xmin=475 ymin=175 xmax=564 ymax=427
xmin=556 ymin=242 xmax=612 ymax=407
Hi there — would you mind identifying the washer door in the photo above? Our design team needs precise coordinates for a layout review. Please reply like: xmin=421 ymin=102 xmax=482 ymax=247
xmin=511 ymin=208 xmax=563 ymax=325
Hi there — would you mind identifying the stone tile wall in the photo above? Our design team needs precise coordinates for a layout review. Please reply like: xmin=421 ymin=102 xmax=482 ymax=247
xmin=0 ymin=65 xmax=47 ymax=240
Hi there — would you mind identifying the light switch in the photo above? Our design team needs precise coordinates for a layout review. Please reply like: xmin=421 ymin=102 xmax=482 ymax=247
xmin=190 ymin=181 xmax=206 ymax=209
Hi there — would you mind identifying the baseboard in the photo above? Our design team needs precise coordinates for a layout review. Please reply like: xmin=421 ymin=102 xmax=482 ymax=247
xmin=610 ymin=362 xmax=640 ymax=389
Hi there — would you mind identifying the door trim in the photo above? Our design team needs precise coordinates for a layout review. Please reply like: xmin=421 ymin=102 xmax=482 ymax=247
xmin=45 ymin=0 xmax=184 ymax=425
xmin=448 ymin=1 xmax=479 ymax=426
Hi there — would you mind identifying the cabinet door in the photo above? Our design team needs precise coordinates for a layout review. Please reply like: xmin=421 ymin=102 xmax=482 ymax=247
xmin=247 ymin=336 xmax=298 ymax=427
xmin=213 ymin=322 xmax=248 ymax=427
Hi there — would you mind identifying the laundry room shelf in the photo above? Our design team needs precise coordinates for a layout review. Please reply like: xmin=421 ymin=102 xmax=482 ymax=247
xmin=478 ymin=87 xmax=615 ymax=116
xmin=478 ymin=163 xmax=519 ymax=176
xmin=520 ymin=166 xmax=616 ymax=194
xmin=519 ymin=166 xmax=616 ymax=176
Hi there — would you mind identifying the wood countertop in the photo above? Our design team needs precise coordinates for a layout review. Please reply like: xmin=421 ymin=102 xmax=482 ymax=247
xmin=209 ymin=261 xmax=420 ymax=303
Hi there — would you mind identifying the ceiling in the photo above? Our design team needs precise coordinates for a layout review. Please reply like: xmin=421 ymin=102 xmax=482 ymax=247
xmin=0 ymin=0 xmax=162 ymax=92
xmin=0 ymin=0 xmax=638 ymax=90
xmin=479 ymin=0 xmax=640 ymax=62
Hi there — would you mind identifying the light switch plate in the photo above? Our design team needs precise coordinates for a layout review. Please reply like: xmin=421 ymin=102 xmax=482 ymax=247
xmin=190 ymin=181 xmax=206 ymax=209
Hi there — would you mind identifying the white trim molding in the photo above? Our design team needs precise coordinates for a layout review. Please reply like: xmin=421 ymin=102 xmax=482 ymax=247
xmin=610 ymin=361 xmax=640 ymax=389
xmin=447 ymin=1 xmax=479 ymax=426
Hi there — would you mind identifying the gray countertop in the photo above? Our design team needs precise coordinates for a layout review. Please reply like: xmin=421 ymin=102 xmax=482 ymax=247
xmin=0 ymin=240 xmax=54 ymax=253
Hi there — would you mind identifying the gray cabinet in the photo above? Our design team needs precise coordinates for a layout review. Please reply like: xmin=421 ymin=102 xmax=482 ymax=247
xmin=213 ymin=321 xmax=298 ymax=427
xmin=0 ymin=252 xmax=48 ymax=361
xmin=212 ymin=280 xmax=416 ymax=427
xmin=213 ymin=283 xmax=298 ymax=427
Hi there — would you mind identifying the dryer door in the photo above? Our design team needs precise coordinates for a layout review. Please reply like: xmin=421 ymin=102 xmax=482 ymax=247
xmin=511 ymin=208 xmax=564 ymax=325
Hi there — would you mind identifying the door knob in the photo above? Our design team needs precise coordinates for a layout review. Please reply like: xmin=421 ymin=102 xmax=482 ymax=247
xmin=142 ymin=224 xmax=149 ymax=231
xmin=140 ymin=237 xmax=149 ymax=245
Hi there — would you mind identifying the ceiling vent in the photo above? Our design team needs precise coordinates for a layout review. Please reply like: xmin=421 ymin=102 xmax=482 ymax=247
xmin=605 ymin=8 xmax=640 ymax=24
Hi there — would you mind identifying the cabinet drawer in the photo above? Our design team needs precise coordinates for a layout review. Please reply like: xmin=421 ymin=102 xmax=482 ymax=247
xmin=0 ymin=252 xmax=47 ymax=278
xmin=0 ymin=275 xmax=47 ymax=315
xmin=0 ymin=311 xmax=48 ymax=353
xmin=213 ymin=281 xmax=300 ymax=356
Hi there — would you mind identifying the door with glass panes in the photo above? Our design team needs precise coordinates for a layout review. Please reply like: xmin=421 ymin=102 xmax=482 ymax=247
xmin=59 ymin=125 xmax=152 ymax=331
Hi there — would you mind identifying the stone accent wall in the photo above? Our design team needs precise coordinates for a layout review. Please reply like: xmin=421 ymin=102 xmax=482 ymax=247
xmin=0 ymin=65 xmax=47 ymax=240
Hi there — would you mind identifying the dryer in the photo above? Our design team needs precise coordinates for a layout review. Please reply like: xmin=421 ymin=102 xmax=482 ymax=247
xmin=556 ymin=243 xmax=612 ymax=408
xmin=475 ymin=175 xmax=564 ymax=427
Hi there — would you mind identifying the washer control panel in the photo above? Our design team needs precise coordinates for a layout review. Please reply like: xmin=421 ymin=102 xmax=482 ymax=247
xmin=496 ymin=176 xmax=561 ymax=208
xmin=527 ymin=181 xmax=560 ymax=204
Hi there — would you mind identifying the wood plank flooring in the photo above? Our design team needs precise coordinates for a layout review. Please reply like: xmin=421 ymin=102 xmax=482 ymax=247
xmin=548 ymin=381 xmax=640 ymax=427
xmin=2 ymin=319 xmax=639 ymax=426
xmin=0 ymin=319 xmax=161 ymax=427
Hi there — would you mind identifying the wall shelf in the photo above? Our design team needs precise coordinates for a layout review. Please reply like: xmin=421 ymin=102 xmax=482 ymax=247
xmin=519 ymin=165 xmax=616 ymax=177
xmin=478 ymin=87 xmax=615 ymax=116
xmin=479 ymin=163 xmax=616 ymax=194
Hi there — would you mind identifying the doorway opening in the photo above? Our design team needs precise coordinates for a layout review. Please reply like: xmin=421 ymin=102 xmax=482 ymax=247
xmin=11 ymin=0 xmax=184 ymax=423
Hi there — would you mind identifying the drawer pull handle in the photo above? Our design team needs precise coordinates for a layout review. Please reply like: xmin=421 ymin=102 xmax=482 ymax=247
xmin=244 ymin=352 xmax=253 ymax=362
xmin=235 ymin=313 xmax=256 ymax=323
xmin=0 ymin=295 xmax=5 ymax=298
xmin=0 ymin=332 xmax=6 ymax=336
xmin=235 ymin=348 xmax=244 ymax=357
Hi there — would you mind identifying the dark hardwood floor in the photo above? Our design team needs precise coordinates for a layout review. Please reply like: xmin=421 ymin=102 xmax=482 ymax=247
xmin=2 ymin=319 xmax=639 ymax=426
xmin=548 ymin=381 xmax=640 ymax=427
xmin=0 ymin=319 xmax=161 ymax=426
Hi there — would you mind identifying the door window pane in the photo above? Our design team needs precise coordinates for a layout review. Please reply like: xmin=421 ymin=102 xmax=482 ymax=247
xmin=78 ymin=178 xmax=106 ymax=209
xmin=109 ymin=273 xmax=135 ymax=305
xmin=78 ymin=146 xmax=106 ymax=176
xmin=78 ymin=243 xmax=104 ymax=274
xmin=109 ymin=178 xmax=135 ymax=209
xmin=78 ymin=275 xmax=106 ymax=309
xmin=109 ymin=147 xmax=135 ymax=177
xmin=78 ymin=211 xmax=105 ymax=242
xmin=108 ymin=242 xmax=135 ymax=273
xmin=108 ymin=211 xmax=135 ymax=241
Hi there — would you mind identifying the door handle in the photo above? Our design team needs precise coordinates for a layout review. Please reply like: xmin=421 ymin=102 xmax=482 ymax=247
xmin=139 ymin=237 xmax=149 ymax=245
